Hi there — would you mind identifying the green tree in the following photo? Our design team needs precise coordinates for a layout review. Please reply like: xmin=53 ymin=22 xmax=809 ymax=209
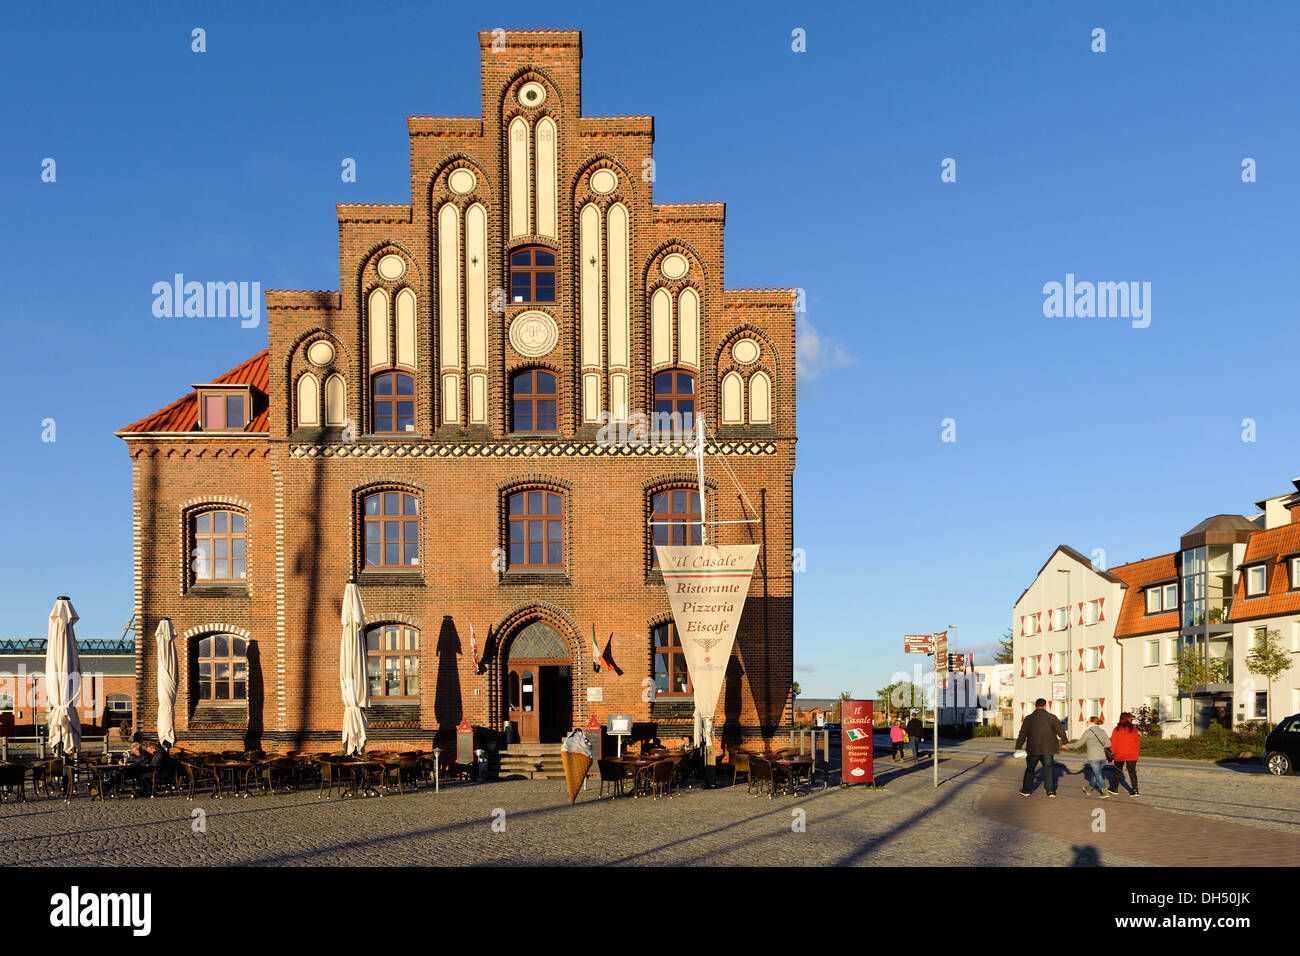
xmin=832 ymin=690 xmax=852 ymax=722
xmin=790 ymin=681 xmax=802 ymax=699
xmin=1245 ymin=628 xmax=1293 ymax=727
xmin=1174 ymin=647 xmax=1229 ymax=734
xmin=994 ymin=627 xmax=1014 ymax=665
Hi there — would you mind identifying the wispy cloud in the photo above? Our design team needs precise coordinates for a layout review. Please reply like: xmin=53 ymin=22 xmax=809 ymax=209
xmin=796 ymin=316 xmax=852 ymax=385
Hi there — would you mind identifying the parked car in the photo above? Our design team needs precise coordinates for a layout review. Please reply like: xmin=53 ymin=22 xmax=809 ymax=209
xmin=1263 ymin=713 xmax=1300 ymax=776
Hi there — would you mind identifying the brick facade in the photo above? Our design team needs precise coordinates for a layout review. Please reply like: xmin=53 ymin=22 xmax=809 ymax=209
xmin=118 ymin=30 xmax=795 ymax=753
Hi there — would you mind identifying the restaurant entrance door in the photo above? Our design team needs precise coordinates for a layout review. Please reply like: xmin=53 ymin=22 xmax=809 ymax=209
xmin=504 ymin=621 xmax=573 ymax=744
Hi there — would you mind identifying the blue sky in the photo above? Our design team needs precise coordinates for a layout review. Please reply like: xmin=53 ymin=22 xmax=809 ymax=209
xmin=2 ymin=2 xmax=1298 ymax=699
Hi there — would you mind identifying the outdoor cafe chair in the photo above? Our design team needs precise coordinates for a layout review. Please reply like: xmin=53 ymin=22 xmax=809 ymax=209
xmin=729 ymin=751 xmax=750 ymax=788
xmin=596 ymin=759 xmax=627 ymax=798
xmin=183 ymin=761 xmax=219 ymax=800
xmin=747 ymin=756 xmax=773 ymax=797
xmin=672 ymin=752 xmax=694 ymax=790
xmin=31 ymin=758 xmax=66 ymax=799
xmin=382 ymin=755 xmax=418 ymax=794
xmin=253 ymin=756 xmax=296 ymax=795
xmin=0 ymin=762 xmax=27 ymax=802
xmin=648 ymin=759 xmax=676 ymax=799
xmin=316 ymin=758 xmax=345 ymax=799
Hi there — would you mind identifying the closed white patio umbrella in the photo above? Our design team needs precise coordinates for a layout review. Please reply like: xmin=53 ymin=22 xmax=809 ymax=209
xmin=156 ymin=619 xmax=178 ymax=747
xmin=44 ymin=596 xmax=83 ymax=755
xmin=340 ymin=582 xmax=370 ymax=755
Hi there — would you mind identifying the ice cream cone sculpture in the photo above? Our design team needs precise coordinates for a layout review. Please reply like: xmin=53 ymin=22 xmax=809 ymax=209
xmin=561 ymin=750 xmax=591 ymax=804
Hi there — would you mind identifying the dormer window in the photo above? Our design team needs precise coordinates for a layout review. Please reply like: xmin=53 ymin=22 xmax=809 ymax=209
xmin=196 ymin=386 xmax=252 ymax=431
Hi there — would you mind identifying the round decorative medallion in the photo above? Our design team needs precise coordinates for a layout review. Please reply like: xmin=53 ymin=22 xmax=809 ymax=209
xmin=660 ymin=253 xmax=689 ymax=279
xmin=731 ymin=338 xmax=760 ymax=365
xmin=518 ymin=82 xmax=546 ymax=108
xmin=508 ymin=310 xmax=559 ymax=357
xmin=448 ymin=168 xmax=477 ymax=195
xmin=307 ymin=340 xmax=335 ymax=367
xmin=376 ymin=254 xmax=406 ymax=280
xmin=589 ymin=169 xmax=618 ymax=194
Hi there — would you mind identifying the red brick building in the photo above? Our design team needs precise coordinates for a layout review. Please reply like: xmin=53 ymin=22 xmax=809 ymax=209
xmin=117 ymin=30 xmax=795 ymax=755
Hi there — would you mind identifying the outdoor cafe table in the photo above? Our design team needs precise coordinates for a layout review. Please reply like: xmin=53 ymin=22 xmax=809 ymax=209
xmin=86 ymin=764 xmax=132 ymax=802
xmin=211 ymin=761 xmax=255 ymax=799
xmin=335 ymin=760 xmax=385 ymax=797
xmin=770 ymin=756 xmax=813 ymax=795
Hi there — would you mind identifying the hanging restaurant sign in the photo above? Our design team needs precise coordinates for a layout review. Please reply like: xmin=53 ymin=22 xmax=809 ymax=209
xmin=656 ymin=544 xmax=761 ymax=724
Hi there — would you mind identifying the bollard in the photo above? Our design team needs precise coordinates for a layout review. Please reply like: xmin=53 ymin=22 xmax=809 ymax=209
xmin=433 ymin=747 xmax=440 ymax=792
xmin=1 ymin=738 xmax=6 ymax=761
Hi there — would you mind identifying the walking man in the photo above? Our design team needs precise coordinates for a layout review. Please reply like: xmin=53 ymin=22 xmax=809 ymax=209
xmin=1015 ymin=698 xmax=1068 ymax=798
xmin=905 ymin=712 xmax=924 ymax=762
xmin=1078 ymin=716 xmax=1112 ymax=798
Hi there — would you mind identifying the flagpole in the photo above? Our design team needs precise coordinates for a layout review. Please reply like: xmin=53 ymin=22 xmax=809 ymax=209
xmin=696 ymin=414 xmax=707 ymax=546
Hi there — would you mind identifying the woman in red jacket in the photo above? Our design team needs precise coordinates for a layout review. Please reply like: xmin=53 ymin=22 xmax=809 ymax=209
xmin=1108 ymin=712 xmax=1141 ymax=796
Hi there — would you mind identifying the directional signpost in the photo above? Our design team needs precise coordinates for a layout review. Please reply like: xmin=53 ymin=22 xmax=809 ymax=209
xmin=932 ymin=631 xmax=947 ymax=787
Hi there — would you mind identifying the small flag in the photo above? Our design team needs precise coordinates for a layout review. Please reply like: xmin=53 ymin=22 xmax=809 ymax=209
xmin=469 ymin=622 xmax=480 ymax=670
xmin=592 ymin=626 xmax=614 ymax=672
xmin=846 ymin=728 xmax=869 ymax=742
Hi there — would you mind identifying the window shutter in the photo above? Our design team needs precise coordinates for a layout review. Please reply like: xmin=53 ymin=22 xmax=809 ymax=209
xmin=1098 ymin=597 xmax=1105 ymax=622
xmin=1098 ymin=646 xmax=1106 ymax=669
xmin=1099 ymin=698 xmax=1106 ymax=723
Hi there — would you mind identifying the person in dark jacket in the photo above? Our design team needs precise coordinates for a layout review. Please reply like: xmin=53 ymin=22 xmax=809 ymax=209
xmin=1015 ymin=698 xmax=1068 ymax=797
xmin=137 ymin=743 xmax=169 ymax=798
xmin=1108 ymin=712 xmax=1141 ymax=796
xmin=905 ymin=714 xmax=924 ymax=761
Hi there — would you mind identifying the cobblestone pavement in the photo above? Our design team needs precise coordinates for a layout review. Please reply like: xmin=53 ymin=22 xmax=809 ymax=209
xmin=7 ymin=752 xmax=1294 ymax=867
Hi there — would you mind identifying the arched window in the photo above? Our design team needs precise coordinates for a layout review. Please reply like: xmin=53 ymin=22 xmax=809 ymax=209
xmin=650 ymin=488 xmax=701 ymax=566
xmin=652 ymin=621 xmax=692 ymax=698
xmin=508 ymin=490 xmax=563 ymax=569
xmin=324 ymin=374 xmax=346 ymax=426
xmin=510 ymin=246 xmax=556 ymax=303
xmin=511 ymin=369 xmax=558 ymax=432
xmin=749 ymin=371 xmax=772 ymax=424
xmin=372 ymin=371 xmax=414 ymax=433
xmin=296 ymin=373 xmax=320 ymax=427
xmin=365 ymin=624 xmax=419 ymax=698
xmin=193 ymin=510 xmax=247 ymax=581
xmin=363 ymin=491 xmax=419 ymax=568
xmin=721 ymin=371 xmax=744 ymax=424
xmin=653 ymin=370 xmax=695 ymax=434
xmin=196 ymin=634 xmax=248 ymax=701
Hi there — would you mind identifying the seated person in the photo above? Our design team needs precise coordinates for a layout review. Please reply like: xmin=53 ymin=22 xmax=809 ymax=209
xmin=137 ymin=743 xmax=171 ymax=797
xmin=102 ymin=743 xmax=148 ymax=797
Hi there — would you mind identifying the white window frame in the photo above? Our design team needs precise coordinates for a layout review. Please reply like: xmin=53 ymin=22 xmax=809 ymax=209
xmin=1083 ymin=599 xmax=1099 ymax=625
xmin=1290 ymin=556 xmax=1300 ymax=590
xmin=1025 ymin=614 xmax=1037 ymax=637
xmin=1146 ymin=695 xmax=1160 ymax=718
xmin=1084 ymin=647 xmax=1100 ymax=672
xmin=1053 ymin=700 xmax=1067 ymax=720
xmin=1145 ymin=588 xmax=1162 ymax=614
xmin=1168 ymin=637 xmax=1180 ymax=660
xmin=1167 ymin=696 xmax=1182 ymax=720
xmin=1292 ymin=621 xmax=1300 ymax=653
xmin=1163 ymin=583 xmax=1177 ymax=608
xmin=1053 ymin=651 xmax=1066 ymax=675
xmin=1026 ymin=657 xmax=1038 ymax=678
xmin=1145 ymin=640 xmax=1160 ymax=666
xmin=1246 ymin=564 xmax=1267 ymax=596
xmin=1054 ymin=606 xmax=1070 ymax=631
xmin=1088 ymin=699 xmax=1101 ymax=719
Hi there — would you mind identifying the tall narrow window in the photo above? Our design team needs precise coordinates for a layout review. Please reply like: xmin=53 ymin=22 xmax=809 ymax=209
xmin=652 ymin=621 xmax=692 ymax=697
xmin=510 ymin=247 xmax=556 ymax=303
xmin=196 ymin=635 xmax=247 ymax=701
xmin=365 ymin=624 xmax=419 ymax=698
xmin=653 ymin=370 xmax=695 ymax=434
xmin=511 ymin=370 xmax=557 ymax=432
xmin=363 ymin=491 xmax=419 ymax=568
xmin=372 ymin=371 xmax=415 ymax=433
xmin=508 ymin=490 xmax=563 ymax=569
xmin=650 ymin=489 xmax=701 ymax=566
xmin=193 ymin=510 xmax=247 ymax=582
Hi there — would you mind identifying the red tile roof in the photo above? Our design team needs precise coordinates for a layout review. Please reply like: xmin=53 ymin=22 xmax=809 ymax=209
xmin=1229 ymin=518 xmax=1300 ymax=622
xmin=118 ymin=351 xmax=269 ymax=434
xmin=1112 ymin=553 xmax=1180 ymax=637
